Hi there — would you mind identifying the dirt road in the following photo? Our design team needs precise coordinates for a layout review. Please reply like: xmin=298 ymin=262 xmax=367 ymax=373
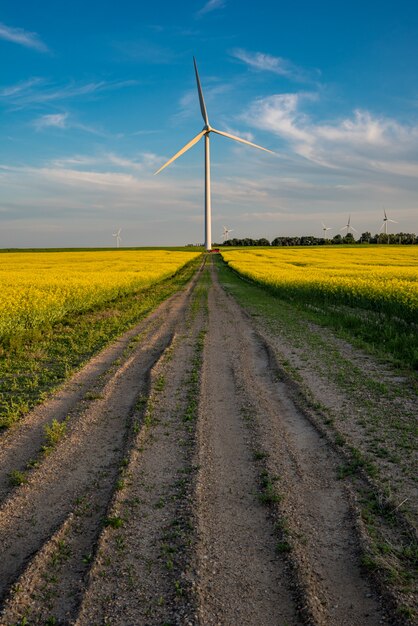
xmin=0 ymin=258 xmax=411 ymax=625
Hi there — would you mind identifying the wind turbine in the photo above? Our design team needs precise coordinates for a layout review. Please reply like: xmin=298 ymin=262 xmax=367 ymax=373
xmin=379 ymin=209 xmax=398 ymax=237
xmin=222 ymin=226 xmax=233 ymax=241
xmin=155 ymin=58 xmax=274 ymax=251
xmin=340 ymin=215 xmax=357 ymax=237
xmin=322 ymin=222 xmax=332 ymax=239
xmin=112 ymin=228 xmax=122 ymax=248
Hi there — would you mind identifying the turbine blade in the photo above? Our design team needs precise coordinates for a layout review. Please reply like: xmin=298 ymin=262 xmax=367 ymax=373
xmin=351 ymin=226 xmax=358 ymax=232
xmin=379 ymin=223 xmax=385 ymax=232
xmin=211 ymin=128 xmax=274 ymax=153
xmin=193 ymin=57 xmax=209 ymax=126
xmin=388 ymin=219 xmax=398 ymax=223
xmin=154 ymin=131 xmax=205 ymax=175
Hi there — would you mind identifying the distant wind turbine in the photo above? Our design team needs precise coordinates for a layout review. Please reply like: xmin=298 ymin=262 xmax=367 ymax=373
xmin=322 ymin=222 xmax=332 ymax=239
xmin=222 ymin=226 xmax=233 ymax=241
xmin=155 ymin=58 xmax=274 ymax=251
xmin=340 ymin=215 xmax=357 ymax=237
xmin=379 ymin=209 xmax=398 ymax=236
xmin=112 ymin=228 xmax=122 ymax=248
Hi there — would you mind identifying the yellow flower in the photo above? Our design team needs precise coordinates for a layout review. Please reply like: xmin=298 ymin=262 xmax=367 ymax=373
xmin=0 ymin=250 xmax=199 ymax=339
xmin=221 ymin=246 xmax=418 ymax=321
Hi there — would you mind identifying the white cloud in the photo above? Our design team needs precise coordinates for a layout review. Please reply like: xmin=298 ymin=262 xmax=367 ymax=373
xmin=33 ymin=113 xmax=68 ymax=130
xmin=245 ymin=93 xmax=314 ymax=144
xmin=196 ymin=0 xmax=226 ymax=18
xmin=244 ymin=92 xmax=418 ymax=177
xmin=50 ymin=155 xmax=101 ymax=168
xmin=0 ymin=22 xmax=48 ymax=52
xmin=231 ymin=49 xmax=318 ymax=83
xmin=32 ymin=112 xmax=106 ymax=136
xmin=0 ymin=78 xmax=138 ymax=109
xmin=0 ymin=162 xmax=200 ymax=210
xmin=49 ymin=151 xmax=164 ymax=173
xmin=175 ymin=82 xmax=232 ymax=121
xmin=0 ymin=77 xmax=44 ymax=97
xmin=1 ymin=149 xmax=417 ymax=246
xmin=221 ymin=126 xmax=255 ymax=142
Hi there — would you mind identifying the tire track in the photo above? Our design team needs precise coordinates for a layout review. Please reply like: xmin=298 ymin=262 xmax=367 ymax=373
xmin=75 ymin=269 xmax=209 ymax=625
xmin=208 ymin=262 xmax=387 ymax=625
xmin=0 ymin=265 xmax=204 ymax=623
xmin=194 ymin=265 xmax=299 ymax=625
xmin=0 ymin=270 xmax=202 ymax=506
xmin=0 ymin=256 xmax=402 ymax=625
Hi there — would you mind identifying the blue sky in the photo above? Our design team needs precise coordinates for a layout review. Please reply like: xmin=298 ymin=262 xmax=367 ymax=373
xmin=1 ymin=0 xmax=418 ymax=247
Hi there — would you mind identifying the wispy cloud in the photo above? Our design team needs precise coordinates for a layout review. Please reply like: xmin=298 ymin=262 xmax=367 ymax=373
xmin=32 ymin=112 xmax=111 ymax=137
xmin=0 ymin=161 xmax=201 ymax=225
xmin=243 ymin=92 xmax=418 ymax=177
xmin=0 ymin=77 xmax=44 ymax=97
xmin=0 ymin=78 xmax=138 ymax=110
xmin=175 ymin=82 xmax=232 ymax=121
xmin=1 ymin=150 xmax=417 ymax=244
xmin=0 ymin=22 xmax=48 ymax=52
xmin=49 ymin=151 xmax=164 ymax=173
xmin=196 ymin=0 xmax=226 ymax=18
xmin=33 ymin=113 xmax=69 ymax=130
xmin=231 ymin=49 xmax=318 ymax=83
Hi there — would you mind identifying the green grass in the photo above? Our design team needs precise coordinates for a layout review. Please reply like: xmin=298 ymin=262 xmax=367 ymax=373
xmin=189 ymin=259 xmax=210 ymax=319
xmin=0 ymin=246 xmax=205 ymax=253
xmin=259 ymin=470 xmax=282 ymax=504
xmin=104 ymin=515 xmax=124 ymax=529
xmin=216 ymin=256 xmax=418 ymax=371
xmin=8 ymin=469 xmax=28 ymax=487
xmin=359 ymin=489 xmax=418 ymax=618
xmin=217 ymin=254 xmax=417 ymax=615
xmin=0 ymin=256 xmax=202 ymax=431
xmin=337 ymin=446 xmax=378 ymax=479
xmin=276 ymin=541 xmax=292 ymax=553
xmin=216 ymin=254 xmax=417 ymax=482
xmin=43 ymin=418 xmax=68 ymax=449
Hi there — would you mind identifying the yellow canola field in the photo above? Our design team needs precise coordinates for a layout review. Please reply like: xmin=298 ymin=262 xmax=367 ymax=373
xmin=221 ymin=246 xmax=418 ymax=320
xmin=0 ymin=250 xmax=199 ymax=339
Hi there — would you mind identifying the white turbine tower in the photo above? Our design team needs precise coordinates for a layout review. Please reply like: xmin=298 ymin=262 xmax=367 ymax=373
xmin=112 ymin=228 xmax=122 ymax=248
xmin=322 ymin=222 xmax=332 ymax=239
xmin=155 ymin=58 xmax=273 ymax=251
xmin=379 ymin=209 xmax=398 ymax=237
xmin=340 ymin=215 xmax=357 ymax=237
xmin=222 ymin=226 xmax=233 ymax=241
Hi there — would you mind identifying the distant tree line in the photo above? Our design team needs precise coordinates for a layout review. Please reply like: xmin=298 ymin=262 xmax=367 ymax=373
xmin=217 ymin=232 xmax=417 ymax=246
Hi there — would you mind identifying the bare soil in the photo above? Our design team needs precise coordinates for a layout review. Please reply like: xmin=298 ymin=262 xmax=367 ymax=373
xmin=0 ymin=258 xmax=414 ymax=625
xmin=194 ymin=266 xmax=386 ymax=626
